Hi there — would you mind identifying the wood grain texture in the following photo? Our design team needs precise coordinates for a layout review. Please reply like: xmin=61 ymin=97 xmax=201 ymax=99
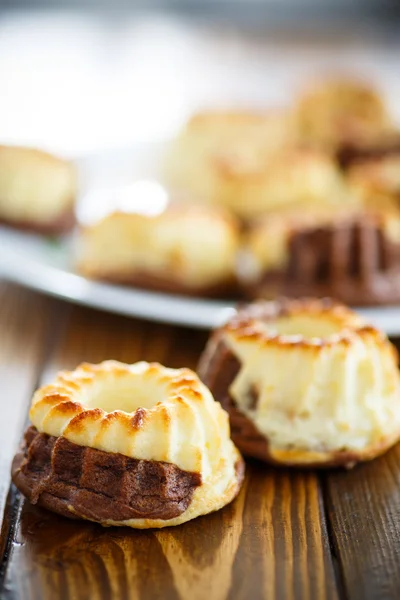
xmin=227 ymin=463 xmax=337 ymax=600
xmin=4 ymin=290 xmax=400 ymax=599
xmin=0 ymin=284 xmax=61 ymax=565
xmin=0 ymin=300 xmax=339 ymax=600
xmin=43 ymin=304 xmax=209 ymax=376
xmin=3 ymin=465 xmax=338 ymax=600
xmin=325 ymin=443 xmax=400 ymax=600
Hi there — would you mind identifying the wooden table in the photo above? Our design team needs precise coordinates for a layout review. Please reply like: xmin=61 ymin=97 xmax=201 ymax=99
xmin=1 ymin=283 xmax=400 ymax=600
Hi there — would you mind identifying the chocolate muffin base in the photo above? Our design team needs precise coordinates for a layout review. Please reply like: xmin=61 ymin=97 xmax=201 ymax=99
xmin=245 ymin=218 xmax=400 ymax=307
xmin=198 ymin=336 xmax=400 ymax=468
xmin=198 ymin=337 xmax=270 ymax=462
xmin=12 ymin=426 xmax=202 ymax=524
xmin=249 ymin=271 xmax=400 ymax=307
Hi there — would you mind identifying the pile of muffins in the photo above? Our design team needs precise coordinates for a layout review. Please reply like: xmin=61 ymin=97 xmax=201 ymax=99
xmin=79 ymin=75 xmax=400 ymax=306
xmin=2 ymin=76 xmax=400 ymax=306
xmin=7 ymin=75 xmax=400 ymax=530
xmin=161 ymin=77 xmax=400 ymax=306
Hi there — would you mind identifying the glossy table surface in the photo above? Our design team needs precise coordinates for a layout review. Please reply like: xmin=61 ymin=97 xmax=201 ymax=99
xmin=1 ymin=282 xmax=400 ymax=600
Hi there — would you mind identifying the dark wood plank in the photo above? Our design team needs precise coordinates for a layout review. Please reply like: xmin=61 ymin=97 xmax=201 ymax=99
xmin=0 ymin=284 xmax=61 ymax=564
xmin=41 ymin=304 xmax=209 ymax=376
xmin=4 ymin=463 xmax=339 ymax=600
xmin=1 ymin=303 xmax=339 ymax=600
xmin=325 ymin=443 xmax=400 ymax=600
xmin=226 ymin=463 xmax=338 ymax=600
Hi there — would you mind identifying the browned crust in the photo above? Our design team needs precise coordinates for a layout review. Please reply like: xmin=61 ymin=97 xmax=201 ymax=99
xmin=198 ymin=333 xmax=400 ymax=469
xmin=208 ymin=298 xmax=390 ymax=353
xmin=245 ymin=217 xmax=400 ymax=306
xmin=12 ymin=426 xmax=202 ymax=523
xmin=224 ymin=296 xmax=347 ymax=331
xmin=263 ymin=432 xmax=400 ymax=469
xmin=85 ymin=270 xmax=239 ymax=299
xmin=0 ymin=204 xmax=75 ymax=236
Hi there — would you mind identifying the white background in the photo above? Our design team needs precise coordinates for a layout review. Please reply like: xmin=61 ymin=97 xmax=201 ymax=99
xmin=0 ymin=10 xmax=399 ymax=158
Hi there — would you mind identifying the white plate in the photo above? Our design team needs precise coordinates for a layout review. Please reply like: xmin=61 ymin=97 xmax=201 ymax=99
xmin=0 ymin=226 xmax=238 ymax=329
xmin=2 ymin=224 xmax=400 ymax=335
xmin=1 ymin=144 xmax=400 ymax=334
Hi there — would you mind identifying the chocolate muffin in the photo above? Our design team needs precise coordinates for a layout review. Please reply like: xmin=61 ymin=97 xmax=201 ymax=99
xmin=239 ymin=205 xmax=400 ymax=306
xmin=12 ymin=361 xmax=244 ymax=528
xmin=198 ymin=298 xmax=400 ymax=468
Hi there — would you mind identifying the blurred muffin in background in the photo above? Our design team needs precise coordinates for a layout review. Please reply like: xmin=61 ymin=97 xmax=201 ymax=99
xmin=164 ymin=109 xmax=351 ymax=219
xmin=210 ymin=148 xmax=350 ymax=219
xmin=164 ymin=109 xmax=296 ymax=215
xmin=296 ymin=77 xmax=394 ymax=159
xmin=77 ymin=193 xmax=240 ymax=297
xmin=239 ymin=202 xmax=400 ymax=306
xmin=0 ymin=146 xmax=76 ymax=234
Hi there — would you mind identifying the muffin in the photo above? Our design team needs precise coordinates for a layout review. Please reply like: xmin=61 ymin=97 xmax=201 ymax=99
xmin=164 ymin=109 xmax=309 ymax=219
xmin=198 ymin=298 xmax=400 ymax=467
xmin=0 ymin=146 xmax=76 ymax=234
xmin=239 ymin=204 xmax=400 ymax=306
xmin=212 ymin=148 xmax=352 ymax=220
xmin=296 ymin=77 xmax=392 ymax=156
xmin=77 ymin=202 xmax=239 ymax=297
xmin=12 ymin=361 xmax=244 ymax=528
